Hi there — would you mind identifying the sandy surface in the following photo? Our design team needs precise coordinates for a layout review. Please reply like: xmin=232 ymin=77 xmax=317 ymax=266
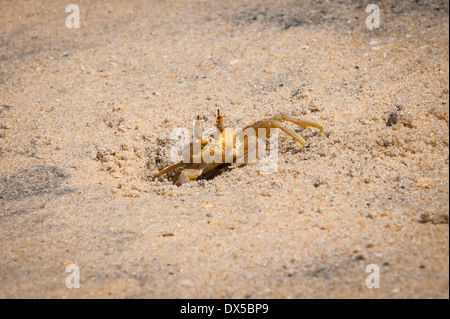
xmin=0 ymin=0 xmax=448 ymax=299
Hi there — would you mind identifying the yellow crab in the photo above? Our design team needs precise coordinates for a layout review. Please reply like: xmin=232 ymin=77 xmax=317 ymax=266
xmin=154 ymin=111 xmax=323 ymax=185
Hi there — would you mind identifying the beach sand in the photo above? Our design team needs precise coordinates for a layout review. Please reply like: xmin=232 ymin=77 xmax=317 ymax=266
xmin=0 ymin=0 xmax=448 ymax=298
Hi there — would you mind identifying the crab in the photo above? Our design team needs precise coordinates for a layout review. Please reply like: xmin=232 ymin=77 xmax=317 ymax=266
xmin=154 ymin=111 xmax=323 ymax=186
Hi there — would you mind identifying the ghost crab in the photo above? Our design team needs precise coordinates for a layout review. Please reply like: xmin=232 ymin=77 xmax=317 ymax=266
xmin=154 ymin=111 xmax=323 ymax=186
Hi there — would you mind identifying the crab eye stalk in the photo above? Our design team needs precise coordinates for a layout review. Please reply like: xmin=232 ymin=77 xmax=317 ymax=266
xmin=194 ymin=115 xmax=202 ymax=140
xmin=217 ymin=109 xmax=225 ymax=132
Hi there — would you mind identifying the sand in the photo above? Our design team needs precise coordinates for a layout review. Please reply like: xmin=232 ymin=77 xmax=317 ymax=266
xmin=0 ymin=0 xmax=448 ymax=298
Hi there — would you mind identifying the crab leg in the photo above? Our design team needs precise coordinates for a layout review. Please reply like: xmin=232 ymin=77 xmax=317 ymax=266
xmin=154 ymin=162 xmax=185 ymax=179
xmin=175 ymin=163 xmax=222 ymax=186
xmin=176 ymin=167 xmax=204 ymax=186
xmin=247 ymin=119 xmax=307 ymax=150
xmin=245 ymin=116 xmax=323 ymax=132
xmin=231 ymin=147 xmax=258 ymax=168
xmin=273 ymin=115 xmax=324 ymax=132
